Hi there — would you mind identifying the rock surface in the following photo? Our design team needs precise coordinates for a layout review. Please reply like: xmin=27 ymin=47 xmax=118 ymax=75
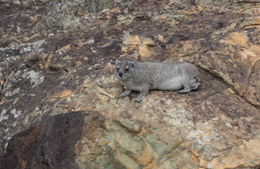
xmin=0 ymin=0 xmax=260 ymax=169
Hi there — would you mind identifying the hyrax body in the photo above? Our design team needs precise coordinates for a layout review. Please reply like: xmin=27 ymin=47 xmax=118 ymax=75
xmin=116 ymin=60 xmax=200 ymax=102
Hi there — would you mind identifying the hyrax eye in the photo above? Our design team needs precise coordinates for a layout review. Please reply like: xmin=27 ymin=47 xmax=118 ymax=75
xmin=116 ymin=67 xmax=119 ymax=71
xmin=125 ymin=68 xmax=129 ymax=72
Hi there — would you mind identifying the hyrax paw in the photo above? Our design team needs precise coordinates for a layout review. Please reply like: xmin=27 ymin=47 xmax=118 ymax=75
xmin=120 ymin=90 xmax=131 ymax=98
xmin=120 ymin=93 xmax=127 ymax=98
xmin=132 ymin=98 xmax=142 ymax=103
xmin=178 ymin=88 xmax=191 ymax=94
xmin=120 ymin=92 xmax=129 ymax=98
xmin=191 ymin=83 xmax=200 ymax=91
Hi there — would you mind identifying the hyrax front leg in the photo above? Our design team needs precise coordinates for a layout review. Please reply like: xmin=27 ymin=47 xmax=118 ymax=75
xmin=133 ymin=85 xmax=150 ymax=103
xmin=120 ymin=89 xmax=131 ymax=98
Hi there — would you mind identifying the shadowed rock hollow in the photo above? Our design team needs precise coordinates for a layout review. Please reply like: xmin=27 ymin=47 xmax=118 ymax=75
xmin=0 ymin=0 xmax=259 ymax=169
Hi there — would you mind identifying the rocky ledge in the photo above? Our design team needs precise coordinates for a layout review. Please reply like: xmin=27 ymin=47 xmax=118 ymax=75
xmin=0 ymin=0 xmax=259 ymax=169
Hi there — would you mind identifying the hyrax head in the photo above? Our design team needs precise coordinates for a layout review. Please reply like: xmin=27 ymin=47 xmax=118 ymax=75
xmin=115 ymin=60 xmax=135 ymax=80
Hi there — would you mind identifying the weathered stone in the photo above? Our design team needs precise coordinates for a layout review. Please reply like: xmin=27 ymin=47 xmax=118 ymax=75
xmin=0 ymin=0 xmax=260 ymax=169
xmin=0 ymin=112 xmax=83 ymax=169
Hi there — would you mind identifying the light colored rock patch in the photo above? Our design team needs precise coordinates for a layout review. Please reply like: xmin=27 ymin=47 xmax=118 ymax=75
xmin=4 ymin=88 xmax=20 ymax=97
xmin=163 ymin=103 xmax=194 ymax=131
xmin=22 ymin=70 xmax=44 ymax=88
xmin=11 ymin=40 xmax=45 ymax=53
xmin=10 ymin=109 xmax=22 ymax=118
xmin=0 ymin=109 xmax=8 ymax=123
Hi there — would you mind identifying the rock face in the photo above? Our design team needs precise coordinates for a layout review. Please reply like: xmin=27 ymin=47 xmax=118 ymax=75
xmin=0 ymin=0 xmax=260 ymax=169
xmin=1 ymin=112 xmax=83 ymax=169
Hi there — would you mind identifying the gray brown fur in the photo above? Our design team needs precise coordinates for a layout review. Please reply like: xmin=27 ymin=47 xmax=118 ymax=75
xmin=115 ymin=60 xmax=200 ymax=102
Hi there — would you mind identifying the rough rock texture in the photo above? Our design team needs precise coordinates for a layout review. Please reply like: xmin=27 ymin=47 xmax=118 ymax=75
xmin=0 ymin=0 xmax=260 ymax=169
xmin=1 ymin=112 xmax=83 ymax=169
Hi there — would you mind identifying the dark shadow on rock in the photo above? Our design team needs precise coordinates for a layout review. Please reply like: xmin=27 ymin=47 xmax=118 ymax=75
xmin=0 ymin=111 xmax=83 ymax=169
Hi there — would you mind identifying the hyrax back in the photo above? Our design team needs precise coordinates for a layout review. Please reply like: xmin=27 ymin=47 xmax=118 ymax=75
xmin=115 ymin=60 xmax=200 ymax=102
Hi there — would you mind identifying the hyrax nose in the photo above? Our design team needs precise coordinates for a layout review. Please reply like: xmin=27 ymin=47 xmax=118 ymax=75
xmin=119 ymin=72 xmax=123 ymax=77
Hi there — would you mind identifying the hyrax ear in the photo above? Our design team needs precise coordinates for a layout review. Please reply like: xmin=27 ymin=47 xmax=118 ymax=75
xmin=128 ymin=61 xmax=136 ymax=68
xmin=115 ymin=60 xmax=120 ymax=66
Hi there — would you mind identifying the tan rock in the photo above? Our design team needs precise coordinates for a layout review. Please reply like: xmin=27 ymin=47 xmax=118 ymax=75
xmin=122 ymin=32 xmax=141 ymax=46
xmin=122 ymin=32 xmax=157 ymax=60
xmin=72 ymin=73 xmax=260 ymax=169
xmin=50 ymin=90 xmax=72 ymax=99
xmin=114 ymin=150 xmax=140 ymax=169
xmin=139 ymin=37 xmax=155 ymax=58
xmin=197 ymin=28 xmax=260 ymax=105
xmin=208 ymin=139 xmax=260 ymax=169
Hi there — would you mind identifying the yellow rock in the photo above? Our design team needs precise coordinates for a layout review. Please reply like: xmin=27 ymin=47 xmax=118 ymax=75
xmin=12 ymin=121 xmax=17 ymax=127
xmin=137 ymin=150 xmax=153 ymax=166
xmin=13 ymin=98 xmax=19 ymax=105
xmin=143 ymin=160 xmax=158 ymax=169
xmin=56 ymin=44 xmax=71 ymax=54
xmin=108 ymin=7 xmax=121 ymax=14
xmin=230 ymin=32 xmax=248 ymax=47
xmin=139 ymin=44 xmax=153 ymax=58
xmin=196 ymin=5 xmax=203 ymax=12
xmin=51 ymin=90 xmax=72 ymax=98
xmin=157 ymin=14 xmax=167 ymax=20
xmin=123 ymin=33 xmax=140 ymax=45
xmin=23 ymin=115 xmax=29 ymax=125
xmin=139 ymin=38 xmax=155 ymax=58
xmin=157 ymin=35 xmax=167 ymax=43
xmin=142 ymin=38 xmax=155 ymax=46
